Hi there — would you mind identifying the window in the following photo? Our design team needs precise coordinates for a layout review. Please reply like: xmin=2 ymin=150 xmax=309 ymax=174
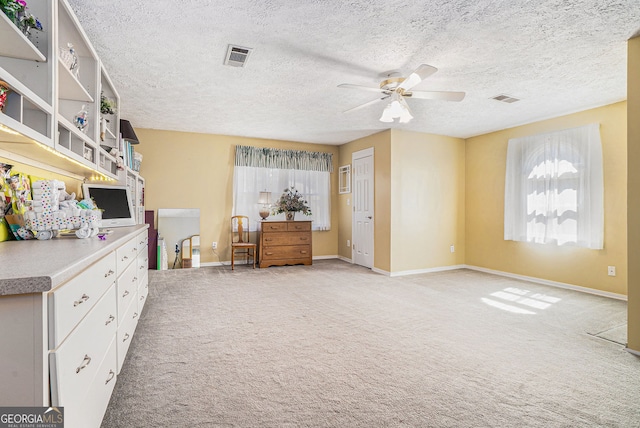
xmin=233 ymin=146 xmax=332 ymax=231
xmin=504 ymin=123 xmax=603 ymax=249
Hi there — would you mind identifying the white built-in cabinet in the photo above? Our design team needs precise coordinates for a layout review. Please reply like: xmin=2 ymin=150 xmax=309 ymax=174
xmin=0 ymin=225 xmax=148 ymax=428
xmin=0 ymin=0 xmax=134 ymax=185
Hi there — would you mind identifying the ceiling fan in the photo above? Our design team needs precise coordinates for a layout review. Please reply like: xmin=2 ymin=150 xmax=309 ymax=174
xmin=338 ymin=64 xmax=465 ymax=123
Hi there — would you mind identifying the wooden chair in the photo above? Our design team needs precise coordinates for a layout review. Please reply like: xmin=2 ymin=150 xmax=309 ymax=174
xmin=231 ymin=215 xmax=256 ymax=270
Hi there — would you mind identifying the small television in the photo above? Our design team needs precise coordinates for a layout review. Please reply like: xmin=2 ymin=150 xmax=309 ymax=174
xmin=82 ymin=183 xmax=136 ymax=228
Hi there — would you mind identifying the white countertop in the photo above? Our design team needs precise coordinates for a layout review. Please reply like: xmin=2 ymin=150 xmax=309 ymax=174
xmin=0 ymin=225 xmax=149 ymax=296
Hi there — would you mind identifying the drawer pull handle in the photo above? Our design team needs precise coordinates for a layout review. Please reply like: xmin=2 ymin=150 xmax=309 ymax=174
xmin=300 ymin=251 xmax=308 ymax=254
xmin=133 ymin=247 xmax=138 ymax=252
xmin=300 ymin=237 xmax=308 ymax=241
xmin=132 ymin=276 xmax=137 ymax=283
xmin=73 ymin=294 xmax=90 ymax=307
xmin=123 ymin=333 xmax=130 ymax=343
xmin=139 ymin=265 xmax=145 ymax=269
xmin=105 ymin=370 xmax=115 ymax=385
xmin=76 ymin=355 xmax=91 ymax=373
xmin=265 ymin=238 xmax=273 ymax=241
xmin=140 ymin=240 xmax=145 ymax=245
xmin=140 ymin=295 xmax=145 ymax=301
xmin=105 ymin=315 xmax=115 ymax=326
xmin=122 ymin=255 xmax=129 ymax=261
xmin=122 ymin=290 xmax=130 ymax=298
xmin=104 ymin=269 xmax=115 ymax=278
xmin=133 ymin=312 xmax=138 ymax=319
xmin=266 ymin=252 xmax=274 ymax=256
xmin=270 ymin=226 xmax=278 ymax=229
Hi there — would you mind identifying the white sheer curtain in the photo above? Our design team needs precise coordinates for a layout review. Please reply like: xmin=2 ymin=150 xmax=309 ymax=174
xmin=504 ymin=123 xmax=603 ymax=249
xmin=232 ymin=146 xmax=332 ymax=231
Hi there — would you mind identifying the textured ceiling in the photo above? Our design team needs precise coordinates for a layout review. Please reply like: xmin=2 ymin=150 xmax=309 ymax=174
xmin=68 ymin=0 xmax=640 ymax=145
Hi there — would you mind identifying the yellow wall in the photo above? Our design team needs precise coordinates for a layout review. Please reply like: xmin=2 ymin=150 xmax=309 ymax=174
xmin=466 ymin=101 xmax=627 ymax=294
xmin=627 ymin=37 xmax=640 ymax=351
xmin=390 ymin=130 xmax=465 ymax=272
xmin=135 ymin=129 xmax=339 ymax=264
xmin=338 ymin=131 xmax=392 ymax=272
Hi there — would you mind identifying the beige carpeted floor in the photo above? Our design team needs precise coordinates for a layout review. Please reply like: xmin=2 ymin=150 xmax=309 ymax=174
xmin=101 ymin=260 xmax=640 ymax=427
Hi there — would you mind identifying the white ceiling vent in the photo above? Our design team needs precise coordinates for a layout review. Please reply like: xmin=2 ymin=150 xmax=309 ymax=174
xmin=224 ymin=45 xmax=253 ymax=67
xmin=491 ymin=94 xmax=520 ymax=103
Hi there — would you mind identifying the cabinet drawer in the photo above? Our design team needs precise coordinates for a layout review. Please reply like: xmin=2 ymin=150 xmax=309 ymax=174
xmin=49 ymin=252 xmax=117 ymax=348
xmin=64 ymin=337 xmax=117 ymax=428
xmin=287 ymin=222 xmax=311 ymax=231
xmin=136 ymin=231 xmax=148 ymax=251
xmin=137 ymin=272 xmax=148 ymax=313
xmin=50 ymin=284 xmax=117 ymax=407
xmin=262 ymin=245 xmax=311 ymax=260
xmin=116 ymin=237 xmax=138 ymax=274
xmin=262 ymin=232 xmax=311 ymax=246
xmin=116 ymin=261 xmax=138 ymax=324
xmin=117 ymin=298 xmax=139 ymax=373
xmin=136 ymin=246 xmax=149 ymax=278
xmin=261 ymin=222 xmax=287 ymax=232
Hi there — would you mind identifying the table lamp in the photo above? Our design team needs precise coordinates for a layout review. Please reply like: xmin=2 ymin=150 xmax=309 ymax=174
xmin=258 ymin=191 xmax=272 ymax=220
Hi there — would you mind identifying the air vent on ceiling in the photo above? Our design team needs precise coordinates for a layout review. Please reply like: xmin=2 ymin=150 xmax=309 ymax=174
xmin=224 ymin=45 xmax=253 ymax=67
xmin=491 ymin=94 xmax=520 ymax=104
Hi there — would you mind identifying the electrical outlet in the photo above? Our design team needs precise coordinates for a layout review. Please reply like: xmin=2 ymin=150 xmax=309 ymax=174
xmin=212 ymin=242 xmax=217 ymax=250
xmin=608 ymin=266 xmax=616 ymax=276
xmin=450 ymin=245 xmax=455 ymax=253
xmin=347 ymin=239 xmax=350 ymax=247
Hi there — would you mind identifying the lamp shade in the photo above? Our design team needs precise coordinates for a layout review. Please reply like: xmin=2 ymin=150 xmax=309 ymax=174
xmin=258 ymin=191 xmax=271 ymax=204
xmin=120 ymin=119 xmax=140 ymax=144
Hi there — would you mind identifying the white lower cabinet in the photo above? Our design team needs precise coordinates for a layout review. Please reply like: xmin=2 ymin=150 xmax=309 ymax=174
xmin=0 ymin=225 xmax=149 ymax=428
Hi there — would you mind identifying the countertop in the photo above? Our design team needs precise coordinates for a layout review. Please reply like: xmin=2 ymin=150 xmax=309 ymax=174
xmin=0 ymin=224 xmax=149 ymax=296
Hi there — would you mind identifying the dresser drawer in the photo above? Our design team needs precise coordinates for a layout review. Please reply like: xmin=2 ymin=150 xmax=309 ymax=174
xmin=49 ymin=252 xmax=117 ymax=348
xmin=261 ymin=245 xmax=311 ymax=261
xmin=136 ymin=230 xmax=148 ymax=250
xmin=262 ymin=231 xmax=311 ymax=246
xmin=287 ymin=222 xmax=311 ymax=231
xmin=116 ymin=237 xmax=138 ymax=274
xmin=261 ymin=222 xmax=287 ymax=232
xmin=65 ymin=336 xmax=117 ymax=428
xmin=50 ymin=284 xmax=117 ymax=406
xmin=117 ymin=261 xmax=138 ymax=324
xmin=117 ymin=298 xmax=139 ymax=373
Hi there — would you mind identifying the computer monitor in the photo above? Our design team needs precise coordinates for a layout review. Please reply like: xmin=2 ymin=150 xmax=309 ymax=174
xmin=82 ymin=183 xmax=136 ymax=227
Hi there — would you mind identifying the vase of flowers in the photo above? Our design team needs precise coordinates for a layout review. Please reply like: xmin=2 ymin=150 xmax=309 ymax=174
xmin=272 ymin=187 xmax=312 ymax=220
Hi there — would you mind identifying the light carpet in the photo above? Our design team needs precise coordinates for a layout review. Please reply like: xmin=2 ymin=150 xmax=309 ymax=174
xmin=101 ymin=260 xmax=640 ymax=427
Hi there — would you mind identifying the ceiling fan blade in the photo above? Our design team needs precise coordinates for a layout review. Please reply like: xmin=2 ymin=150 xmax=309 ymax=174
xmin=397 ymin=64 xmax=438 ymax=91
xmin=405 ymin=90 xmax=466 ymax=102
xmin=338 ymin=83 xmax=388 ymax=94
xmin=343 ymin=96 xmax=390 ymax=113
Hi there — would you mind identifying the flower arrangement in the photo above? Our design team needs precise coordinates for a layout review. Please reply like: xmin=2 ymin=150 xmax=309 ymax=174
xmin=100 ymin=92 xmax=116 ymax=115
xmin=272 ymin=187 xmax=312 ymax=217
xmin=0 ymin=0 xmax=43 ymax=36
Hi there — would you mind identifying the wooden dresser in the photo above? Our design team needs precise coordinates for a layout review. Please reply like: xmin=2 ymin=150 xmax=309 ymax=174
xmin=258 ymin=221 xmax=312 ymax=268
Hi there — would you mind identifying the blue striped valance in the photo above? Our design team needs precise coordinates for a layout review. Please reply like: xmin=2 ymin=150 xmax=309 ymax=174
xmin=235 ymin=145 xmax=333 ymax=172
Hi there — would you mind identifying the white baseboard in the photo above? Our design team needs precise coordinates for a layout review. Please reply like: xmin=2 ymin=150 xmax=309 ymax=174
xmin=625 ymin=347 xmax=640 ymax=357
xmin=200 ymin=255 xmax=342 ymax=267
xmin=374 ymin=265 xmax=466 ymax=277
xmin=464 ymin=265 xmax=627 ymax=301
xmin=337 ymin=256 xmax=352 ymax=263
xmin=313 ymin=255 xmax=339 ymax=260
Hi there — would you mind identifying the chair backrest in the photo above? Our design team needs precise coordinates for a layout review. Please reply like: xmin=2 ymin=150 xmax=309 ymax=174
xmin=231 ymin=215 xmax=250 ymax=244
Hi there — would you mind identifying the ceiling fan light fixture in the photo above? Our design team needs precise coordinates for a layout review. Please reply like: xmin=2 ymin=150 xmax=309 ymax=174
xmin=379 ymin=104 xmax=395 ymax=122
xmin=379 ymin=94 xmax=414 ymax=124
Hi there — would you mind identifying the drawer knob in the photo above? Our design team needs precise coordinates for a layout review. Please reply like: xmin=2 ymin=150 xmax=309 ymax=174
xmin=133 ymin=247 xmax=138 ymax=252
xmin=76 ymin=354 xmax=91 ymax=373
xmin=104 ymin=269 xmax=115 ymax=278
xmin=105 ymin=315 xmax=115 ymax=326
xmin=133 ymin=312 xmax=138 ymax=319
xmin=73 ymin=294 xmax=90 ymax=307
xmin=105 ymin=370 xmax=115 ymax=385
xmin=122 ymin=255 xmax=129 ymax=261
xmin=132 ymin=276 xmax=137 ymax=283
xmin=140 ymin=295 xmax=145 ymax=301
xmin=122 ymin=290 xmax=129 ymax=298
xmin=123 ymin=333 xmax=130 ymax=343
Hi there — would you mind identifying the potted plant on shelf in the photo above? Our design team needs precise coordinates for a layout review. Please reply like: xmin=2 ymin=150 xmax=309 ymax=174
xmin=100 ymin=93 xmax=116 ymax=141
xmin=272 ymin=187 xmax=312 ymax=220
xmin=0 ymin=0 xmax=43 ymax=37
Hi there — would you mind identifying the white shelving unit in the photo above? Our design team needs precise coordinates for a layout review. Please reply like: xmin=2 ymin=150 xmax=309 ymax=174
xmin=0 ymin=0 xmax=122 ymax=181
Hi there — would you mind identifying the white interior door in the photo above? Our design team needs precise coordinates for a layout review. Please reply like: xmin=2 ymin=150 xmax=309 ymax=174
xmin=352 ymin=148 xmax=374 ymax=268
